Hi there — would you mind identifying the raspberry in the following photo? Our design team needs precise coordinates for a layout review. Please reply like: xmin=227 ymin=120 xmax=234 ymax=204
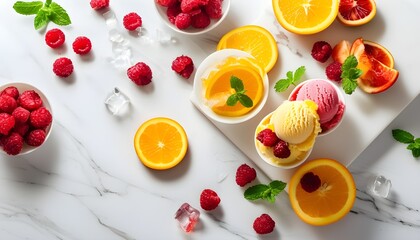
xmin=235 ymin=164 xmax=257 ymax=187
xmin=123 ymin=12 xmax=142 ymax=31
xmin=205 ymin=0 xmax=223 ymax=19
xmin=253 ymin=214 xmax=275 ymax=234
xmin=0 ymin=86 xmax=19 ymax=99
xmin=191 ymin=12 xmax=210 ymax=29
xmin=18 ymin=90 xmax=43 ymax=111
xmin=156 ymin=0 xmax=178 ymax=7
xmin=53 ymin=57 xmax=74 ymax=78
xmin=300 ymin=172 xmax=321 ymax=193
xmin=13 ymin=122 xmax=29 ymax=137
xmin=2 ymin=132 xmax=23 ymax=155
xmin=326 ymin=61 xmax=343 ymax=82
xmin=45 ymin=28 xmax=65 ymax=48
xmin=25 ymin=129 xmax=46 ymax=147
xmin=0 ymin=95 xmax=17 ymax=114
xmin=171 ymin=55 xmax=194 ymax=79
xmin=127 ymin=62 xmax=153 ymax=86
xmin=0 ymin=113 xmax=15 ymax=135
xmin=273 ymin=140 xmax=291 ymax=159
xmin=72 ymin=36 xmax=92 ymax=55
xmin=199 ymin=189 xmax=220 ymax=211
xmin=12 ymin=107 xmax=30 ymax=123
xmin=256 ymin=129 xmax=279 ymax=147
xmin=29 ymin=107 xmax=52 ymax=129
xmin=90 ymin=0 xmax=109 ymax=10
xmin=181 ymin=0 xmax=209 ymax=13
xmin=166 ymin=4 xmax=182 ymax=24
xmin=311 ymin=41 xmax=332 ymax=63
xmin=175 ymin=13 xmax=192 ymax=29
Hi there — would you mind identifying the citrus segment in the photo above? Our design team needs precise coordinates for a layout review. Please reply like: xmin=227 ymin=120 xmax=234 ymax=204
xmin=289 ymin=158 xmax=356 ymax=226
xmin=216 ymin=25 xmax=278 ymax=73
xmin=134 ymin=117 xmax=188 ymax=170
xmin=364 ymin=40 xmax=394 ymax=68
xmin=272 ymin=0 xmax=339 ymax=35
xmin=337 ymin=0 xmax=376 ymax=26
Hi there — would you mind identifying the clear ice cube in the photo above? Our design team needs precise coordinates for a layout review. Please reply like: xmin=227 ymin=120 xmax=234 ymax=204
xmin=155 ymin=29 xmax=177 ymax=44
xmin=368 ymin=175 xmax=392 ymax=198
xmin=104 ymin=88 xmax=130 ymax=115
xmin=174 ymin=203 xmax=200 ymax=233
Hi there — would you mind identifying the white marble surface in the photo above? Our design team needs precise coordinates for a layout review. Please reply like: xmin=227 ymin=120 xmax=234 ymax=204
xmin=0 ymin=0 xmax=419 ymax=239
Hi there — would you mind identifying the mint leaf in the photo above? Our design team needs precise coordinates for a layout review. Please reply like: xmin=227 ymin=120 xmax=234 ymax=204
xmin=34 ymin=8 xmax=49 ymax=29
xmin=293 ymin=66 xmax=306 ymax=84
xmin=342 ymin=55 xmax=358 ymax=70
xmin=230 ymin=75 xmax=244 ymax=92
xmin=274 ymin=79 xmax=291 ymax=92
xmin=238 ymin=94 xmax=253 ymax=108
xmin=244 ymin=184 xmax=270 ymax=201
xmin=13 ymin=1 xmax=43 ymax=15
xmin=269 ymin=180 xmax=287 ymax=192
xmin=274 ymin=66 xmax=305 ymax=92
xmin=342 ymin=77 xmax=358 ymax=95
xmin=244 ymin=180 xmax=286 ymax=202
xmin=226 ymin=94 xmax=238 ymax=106
xmin=392 ymin=129 xmax=415 ymax=143
xmin=226 ymin=76 xmax=253 ymax=108
xmin=341 ymin=55 xmax=362 ymax=95
xmin=49 ymin=2 xmax=71 ymax=26
xmin=412 ymin=149 xmax=420 ymax=158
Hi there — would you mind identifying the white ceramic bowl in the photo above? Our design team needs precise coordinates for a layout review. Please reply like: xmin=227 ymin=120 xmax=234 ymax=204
xmin=0 ymin=82 xmax=53 ymax=156
xmin=153 ymin=0 xmax=231 ymax=35
xmin=192 ymin=49 xmax=269 ymax=124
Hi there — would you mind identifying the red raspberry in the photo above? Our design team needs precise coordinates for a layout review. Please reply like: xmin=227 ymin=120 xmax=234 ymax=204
xmin=2 ymin=132 xmax=23 ymax=155
xmin=253 ymin=214 xmax=275 ymax=234
xmin=0 ymin=113 xmax=15 ymax=135
xmin=90 ymin=0 xmax=109 ymax=10
xmin=256 ymin=129 xmax=279 ymax=147
xmin=29 ymin=107 xmax=52 ymax=129
xmin=53 ymin=57 xmax=74 ymax=78
xmin=235 ymin=164 xmax=257 ymax=187
xmin=191 ymin=12 xmax=210 ymax=29
xmin=45 ymin=28 xmax=65 ymax=48
xmin=18 ymin=90 xmax=43 ymax=111
xmin=300 ymin=172 xmax=321 ymax=193
xmin=311 ymin=41 xmax=332 ymax=63
xmin=175 ymin=13 xmax=192 ymax=29
xmin=0 ymin=95 xmax=18 ymax=114
xmin=25 ymin=129 xmax=46 ymax=147
xmin=156 ymin=0 xmax=178 ymax=7
xmin=326 ymin=61 xmax=343 ymax=82
xmin=181 ymin=0 xmax=209 ymax=13
xmin=205 ymin=0 xmax=223 ymax=19
xmin=12 ymin=107 xmax=30 ymax=123
xmin=13 ymin=122 xmax=29 ymax=137
xmin=273 ymin=140 xmax=291 ymax=159
xmin=123 ymin=12 xmax=142 ymax=31
xmin=167 ymin=4 xmax=182 ymax=24
xmin=199 ymin=189 xmax=220 ymax=211
xmin=0 ymin=86 xmax=19 ymax=99
xmin=72 ymin=36 xmax=92 ymax=55
xmin=171 ymin=55 xmax=194 ymax=79
xmin=127 ymin=62 xmax=153 ymax=86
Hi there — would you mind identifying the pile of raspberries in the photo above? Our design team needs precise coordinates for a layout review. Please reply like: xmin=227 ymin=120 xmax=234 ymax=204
xmin=0 ymin=86 xmax=52 ymax=155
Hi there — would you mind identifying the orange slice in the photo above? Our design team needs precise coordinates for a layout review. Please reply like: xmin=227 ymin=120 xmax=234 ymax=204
xmin=289 ymin=158 xmax=356 ymax=226
xmin=216 ymin=25 xmax=278 ymax=73
xmin=134 ymin=117 xmax=188 ymax=170
xmin=272 ymin=0 xmax=339 ymax=35
xmin=337 ymin=0 xmax=376 ymax=26
xmin=364 ymin=40 xmax=394 ymax=68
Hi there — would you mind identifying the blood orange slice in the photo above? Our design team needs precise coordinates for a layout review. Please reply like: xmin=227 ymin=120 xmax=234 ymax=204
xmin=337 ymin=0 xmax=376 ymax=26
xmin=364 ymin=40 xmax=394 ymax=68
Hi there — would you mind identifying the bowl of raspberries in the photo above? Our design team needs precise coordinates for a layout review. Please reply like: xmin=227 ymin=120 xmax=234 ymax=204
xmin=154 ymin=0 xmax=230 ymax=35
xmin=0 ymin=82 xmax=53 ymax=156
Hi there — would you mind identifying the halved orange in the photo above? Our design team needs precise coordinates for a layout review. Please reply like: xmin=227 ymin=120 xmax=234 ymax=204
xmin=134 ymin=117 xmax=188 ymax=170
xmin=216 ymin=25 xmax=278 ymax=73
xmin=289 ymin=158 xmax=356 ymax=226
xmin=272 ymin=0 xmax=339 ymax=35
xmin=337 ymin=0 xmax=376 ymax=26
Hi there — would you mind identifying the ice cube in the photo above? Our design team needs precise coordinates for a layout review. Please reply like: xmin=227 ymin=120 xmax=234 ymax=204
xmin=174 ymin=203 xmax=200 ymax=232
xmin=155 ymin=29 xmax=177 ymax=44
xmin=368 ymin=175 xmax=392 ymax=198
xmin=104 ymin=88 xmax=130 ymax=115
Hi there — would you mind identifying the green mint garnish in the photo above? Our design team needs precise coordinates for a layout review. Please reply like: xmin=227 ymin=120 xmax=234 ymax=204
xmin=226 ymin=76 xmax=253 ymax=108
xmin=392 ymin=129 xmax=420 ymax=158
xmin=341 ymin=55 xmax=363 ymax=95
xmin=244 ymin=180 xmax=287 ymax=203
xmin=274 ymin=66 xmax=305 ymax=92
xmin=13 ymin=0 xmax=71 ymax=30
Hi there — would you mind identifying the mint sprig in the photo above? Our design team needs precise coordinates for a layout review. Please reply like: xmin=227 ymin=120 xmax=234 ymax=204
xmin=244 ymin=180 xmax=287 ymax=203
xmin=274 ymin=66 xmax=305 ymax=92
xmin=226 ymin=76 xmax=253 ymax=108
xmin=392 ymin=129 xmax=420 ymax=158
xmin=13 ymin=0 xmax=71 ymax=30
xmin=341 ymin=55 xmax=363 ymax=95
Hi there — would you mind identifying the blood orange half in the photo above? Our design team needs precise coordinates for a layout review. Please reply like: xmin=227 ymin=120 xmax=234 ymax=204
xmin=337 ymin=0 xmax=376 ymax=26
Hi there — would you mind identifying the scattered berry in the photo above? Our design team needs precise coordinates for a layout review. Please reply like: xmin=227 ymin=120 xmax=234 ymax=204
xmin=273 ymin=140 xmax=291 ymax=159
xmin=0 ymin=95 xmax=18 ymax=114
xmin=127 ymin=62 xmax=153 ymax=86
xmin=90 ymin=0 xmax=109 ymax=10
xmin=199 ymin=189 xmax=220 ymax=211
xmin=166 ymin=4 xmax=182 ymax=24
xmin=45 ymin=28 xmax=65 ymax=48
xmin=175 ymin=13 xmax=192 ymax=29
xmin=123 ymin=12 xmax=142 ymax=31
xmin=235 ymin=164 xmax=257 ymax=187
xmin=311 ymin=41 xmax=332 ymax=63
xmin=326 ymin=61 xmax=343 ymax=82
xmin=205 ymin=0 xmax=223 ymax=19
xmin=191 ymin=12 xmax=210 ymax=29
xmin=53 ymin=57 xmax=74 ymax=78
xmin=171 ymin=55 xmax=194 ymax=79
xmin=25 ymin=129 xmax=46 ymax=147
xmin=0 ymin=113 xmax=15 ymax=135
xmin=3 ymin=133 xmax=23 ymax=155
xmin=0 ymin=86 xmax=19 ymax=99
xmin=29 ymin=107 xmax=52 ymax=129
xmin=156 ymin=0 xmax=178 ymax=7
xmin=12 ymin=107 xmax=30 ymax=123
xmin=181 ymin=0 xmax=209 ymax=13
xmin=18 ymin=90 xmax=43 ymax=111
xmin=13 ymin=123 xmax=29 ymax=137
xmin=253 ymin=214 xmax=275 ymax=235
xmin=72 ymin=36 xmax=92 ymax=55
xmin=300 ymin=172 xmax=321 ymax=193
xmin=256 ymin=129 xmax=279 ymax=147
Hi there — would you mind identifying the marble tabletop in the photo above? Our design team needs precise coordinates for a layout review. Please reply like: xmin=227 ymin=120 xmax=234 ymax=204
xmin=0 ymin=0 xmax=419 ymax=239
